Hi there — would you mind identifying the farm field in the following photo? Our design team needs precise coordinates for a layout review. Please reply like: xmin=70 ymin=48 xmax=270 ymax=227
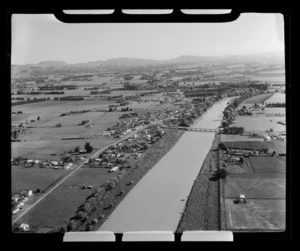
xmin=223 ymin=140 xmax=286 ymax=154
xmin=226 ymin=163 xmax=254 ymax=174
xmin=220 ymin=134 xmax=264 ymax=142
xmin=12 ymin=100 xmax=118 ymax=125
xmin=224 ymin=175 xmax=286 ymax=199
xmin=243 ymin=93 xmax=274 ymax=104
xmin=249 ymin=156 xmax=286 ymax=174
xmin=264 ymin=107 xmax=285 ymax=115
xmin=265 ymin=92 xmax=285 ymax=104
xmin=225 ymin=199 xmax=285 ymax=230
xmin=12 ymin=138 xmax=117 ymax=160
xmin=16 ymin=168 xmax=116 ymax=230
xmin=235 ymin=115 xmax=286 ymax=132
xmin=178 ymin=80 xmax=221 ymax=86
xmin=12 ymin=165 xmax=70 ymax=194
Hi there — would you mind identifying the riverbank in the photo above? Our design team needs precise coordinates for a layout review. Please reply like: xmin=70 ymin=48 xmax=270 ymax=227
xmin=176 ymin=132 xmax=222 ymax=232
xmin=75 ymin=128 xmax=184 ymax=231
xmin=96 ymin=97 xmax=233 ymax=232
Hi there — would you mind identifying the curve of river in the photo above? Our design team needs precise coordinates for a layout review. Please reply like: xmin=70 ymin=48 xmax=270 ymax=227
xmin=98 ymin=97 xmax=233 ymax=233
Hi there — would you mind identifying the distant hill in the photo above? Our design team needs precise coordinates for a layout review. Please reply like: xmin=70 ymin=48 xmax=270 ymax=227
xmin=11 ymin=51 xmax=284 ymax=79
xmin=37 ymin=61 xmax=68 ymax=67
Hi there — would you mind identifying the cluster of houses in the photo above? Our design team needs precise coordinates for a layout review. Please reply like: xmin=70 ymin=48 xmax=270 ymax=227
xmin=11 ymin=189 xmax=34 ymax=215
xmin=11 ymin=157 xmax=74 ymax=170
xmin=87 ymin=125 xmax=165 ymax=171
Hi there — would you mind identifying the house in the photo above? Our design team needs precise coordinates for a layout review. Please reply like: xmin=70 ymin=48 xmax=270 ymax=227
xmin=12 ymin=197 xmax=18 ymax=202
xmin=18 ymin=202 xmax=25 ymax=208
xmin=101 ymin=131 xmax=111 ymax=136
xmin=64 ymin=163 xmax=72 ymax=170
xmin=19 ymin=223 xmax=29 ymax=231
xmin=26 ymin=159 xmax=34 ymax=165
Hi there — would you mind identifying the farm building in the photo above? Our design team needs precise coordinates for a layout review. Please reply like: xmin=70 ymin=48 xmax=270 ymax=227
xmin=19 ymin=223 xmax=29 ymax=231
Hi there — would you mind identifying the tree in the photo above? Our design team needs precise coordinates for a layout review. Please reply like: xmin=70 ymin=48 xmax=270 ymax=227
xmin=221 ymin=120 xmax=229 ymax=127
xmin=223 ymin=110 xmax=231 ymax=119
xmin=219 ymin=142 xmax=228 ymax=151
xmin=12 ymin=130 xmax=18 ymax=139
xmin=74 ymin=146 xmax=80 ymax=153
xmin=59 ymin=225 xmax=67 ymax=233
xmin=67 ymin=220 xmax=77 ymax=231
xmin=107 ymin=180 xmax=116 ymax=190
xmin=37 ymin=116 xmax=40 ymax=121
xmin=75 ymin=211 xmax=87 ymax=221
xmin=84 ymin=142 xmax=93 ymax=153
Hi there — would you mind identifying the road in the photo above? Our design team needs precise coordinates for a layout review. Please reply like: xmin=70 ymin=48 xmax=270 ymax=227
xmin=12 ymin=130 xmax=141 ymax=224
xmin=12 ymin=114 xmax=174 ymax=225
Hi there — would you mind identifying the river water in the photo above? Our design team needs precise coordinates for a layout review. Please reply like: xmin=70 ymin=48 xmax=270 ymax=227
xmin=98 ymin=97 xmax=233 ymax=233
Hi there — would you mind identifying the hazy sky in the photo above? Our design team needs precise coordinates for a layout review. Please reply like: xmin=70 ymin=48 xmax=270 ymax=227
xmin=11 ymin=13 xmax=284 ymax=65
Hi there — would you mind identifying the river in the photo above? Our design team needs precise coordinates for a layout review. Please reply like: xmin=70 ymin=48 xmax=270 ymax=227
xmin=98 ymin=97 xmax=233 ymax=233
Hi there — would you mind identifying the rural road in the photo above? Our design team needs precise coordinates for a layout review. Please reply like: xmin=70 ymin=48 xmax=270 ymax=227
xmin=12 ymin=130 xmax=141 ymax=224
xmin=12 ymin=115 xmax=174 ymax=225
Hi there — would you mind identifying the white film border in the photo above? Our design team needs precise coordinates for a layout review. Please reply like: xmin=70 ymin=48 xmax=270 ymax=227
xmin=63 ymin=231 xmax=233 ymax=242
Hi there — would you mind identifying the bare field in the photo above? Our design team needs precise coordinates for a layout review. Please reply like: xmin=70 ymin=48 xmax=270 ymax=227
xmin=235 ymin=115 xmax=286 ymax=131
xmin=225 ymin=199 xmax=285 ymax=231
xmin=265 ymin=92 xmax=285 ymax=104
xmin=224 ymin=175 xmax=286 ymax=199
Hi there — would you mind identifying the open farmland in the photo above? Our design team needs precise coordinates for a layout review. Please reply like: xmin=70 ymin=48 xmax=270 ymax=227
xmin=12 ymin=138 xmax=116 ymax=160
xmin=234 ymin=116 xmax=286 ymax=132
xmin=249 ymin=156 xmax=286 ymax=174
xmin=222 ymin=140 xmax=286 ymax=153
xmin=220 ymin=134 xmax=264 ymax=142
xmin=265 ymin=92 xmax=285 ymax=104
xmin=224 ymin=199 xmax=285 ymax=230
xmin=243 ymin=93 xmax=274 ymax=104
xmin=224 ymin=175 xmax=286 ymax=199
xmin=250 ymin=76 xmax=285 ymax=85
xmin=15 ymin=168 xmax=116 ymax=231
xmin=12 ymin=165 xmax=70 ymax=194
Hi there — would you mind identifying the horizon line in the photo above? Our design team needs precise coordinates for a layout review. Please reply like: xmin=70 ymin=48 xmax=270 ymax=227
xmin=12 ymin=49 xmax=284 ymax=66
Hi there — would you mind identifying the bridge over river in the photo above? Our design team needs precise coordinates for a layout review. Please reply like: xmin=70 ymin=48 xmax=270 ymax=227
xmin=98 ymin=97 xmax=233 ymax=233
xmin=179 ymin=127 xmax=217 ymax=132
xmin=160 ymin=125 xmax=218 ymax=133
